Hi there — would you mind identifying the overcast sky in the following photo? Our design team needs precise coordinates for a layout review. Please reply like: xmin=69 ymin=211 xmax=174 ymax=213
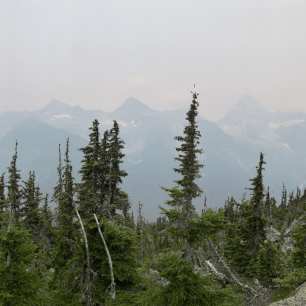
xmin=0 ymin=0 xmax=305 ymax=121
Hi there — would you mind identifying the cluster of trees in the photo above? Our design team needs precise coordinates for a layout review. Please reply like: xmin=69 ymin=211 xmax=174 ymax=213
xmin=1 ymin=90 xmax=306 ymax=305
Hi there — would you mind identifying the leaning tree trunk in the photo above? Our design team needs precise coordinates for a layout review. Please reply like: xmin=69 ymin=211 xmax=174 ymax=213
xmin=207 ymin=238 xmax=258 ymax=297
xmin=94 ymin=213 xmax=116 ymax=301
xmin=73 ymin=201 xmax=92 ymax=306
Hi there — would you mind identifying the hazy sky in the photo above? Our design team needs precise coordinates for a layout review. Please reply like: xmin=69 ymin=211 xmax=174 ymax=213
xmin=1 ymin=0 xmax=305 ymax=121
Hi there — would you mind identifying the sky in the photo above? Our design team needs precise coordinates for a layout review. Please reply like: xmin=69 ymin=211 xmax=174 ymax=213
xmin=0 ymin=0 xmax=305 ymax=121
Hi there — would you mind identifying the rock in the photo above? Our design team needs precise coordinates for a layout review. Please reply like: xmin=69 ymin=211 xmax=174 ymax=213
xmin=141 ymin=268 xmax=170 ymax=288
xmin=268 ymin=281 xmax=306 ymax=305
xmin=284 ymin=216 xmax=306 ymax=238
xmin=266 ymin=226 xmax=281 ymax=243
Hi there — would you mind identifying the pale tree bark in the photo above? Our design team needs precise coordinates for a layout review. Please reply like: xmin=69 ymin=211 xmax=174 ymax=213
xmin=207 ymin=238 xmax=258 ymax=297
xmin=94 ymin=213 xmax=116 ymax=301
xmin=73 ymin=201 xmax=92 ymax=306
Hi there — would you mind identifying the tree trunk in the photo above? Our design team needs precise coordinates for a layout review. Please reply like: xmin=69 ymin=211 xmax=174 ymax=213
xmin=182 ymin=239 xmax=193 ymax=263
xmin=94 ymin=214 xmax=116 ymax=301
xmin=74 ymin=202 xmax=92 ymax=306
xmin=207 ymin=238 xmax=258 ymax=297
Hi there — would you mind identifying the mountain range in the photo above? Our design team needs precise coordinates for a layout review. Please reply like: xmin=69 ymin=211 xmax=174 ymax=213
xmin=0 ymin=94 xmax=306 ymax=222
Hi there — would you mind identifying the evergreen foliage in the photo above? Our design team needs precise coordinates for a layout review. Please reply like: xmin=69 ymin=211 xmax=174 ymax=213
xmin=0 ymin=211 xmax=46 ymax=305
xmin=6 ymin=141 xmax=22 ymax=222
xmin=4 ymin=106 xmax=306 ymax=305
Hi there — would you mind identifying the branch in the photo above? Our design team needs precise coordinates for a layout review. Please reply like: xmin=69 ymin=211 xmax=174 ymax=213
xmin=69 ymin=196 xmax=92 ymax=306
xmin=207 ymin=238 xmax=258 ymax=297
xmin=94 ymin=213 xmax=116 ymax=301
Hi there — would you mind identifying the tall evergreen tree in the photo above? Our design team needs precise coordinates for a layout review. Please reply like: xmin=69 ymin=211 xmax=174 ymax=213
xmin=159 ymin=89 xmax=205 ymax=262
xmin=78 ymin=119 xmax=102 ymax=218
xmin=0 ymin=211 xmax=46 ymax=305
xmin=0 ymin=172 xmax=6 ymax=212
xmin=108 ymin=120 xmax=128 ymax=216
xmin=50 ymin=138 xmax=83 ymax=305
xmin=280 ymin=182 xmax=287 ymax=210
xmin=6 ymin=141 xmax=22 ymax=223
xmin=21 ymin=171 xmax=42 ymax=237
xmin=226 ymin=152 xmax=269 ymax=278
xmin=264 ymin=186 xmax=272 ymax=223
xmin=52 ymin=144 xmax=64 ymax=228
xmin=245 ymin=151 xmax=267 ymax=254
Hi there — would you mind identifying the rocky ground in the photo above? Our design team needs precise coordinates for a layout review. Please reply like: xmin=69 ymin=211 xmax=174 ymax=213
xmin=268 ymin=281 xmax=306 ymax=306
xmin=140 ymin=215 xmax=306 ymax=306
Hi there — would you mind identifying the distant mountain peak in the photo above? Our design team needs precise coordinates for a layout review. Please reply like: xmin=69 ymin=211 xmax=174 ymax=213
xmin=115 ymin=97 xmax=151 ymax=112
xmin=41 ymin=99 xmax=72 ymax=112
xmin=233 ymin=95 xmax=268 ymax=113
xmin=112 ymin=97 xmax=157 ymax=117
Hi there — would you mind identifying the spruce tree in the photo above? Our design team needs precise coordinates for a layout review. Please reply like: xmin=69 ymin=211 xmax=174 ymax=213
xmin=264 ymin=186 xmax=272 ymax=224
xmin=108 ymin=120 xmax=128 ymax=216
xmin=226 ymin=152 xmax=269 ymax=278
xmin=0 ymin=211 xmax=46 ymax=305
xmin=245 ymin=151 xmax=267 ymax=254
xmin=6 ymin=141 xmax=22 ymax=223
xmin=0 ymin=172 xmax=6 ymax=212
xmin=159 ymin=88 xmax=205 ymax=262
xmin=50 ymin=138 xmax=83 ymax=305
xmin=280 ymin=182 xmax=287 ymax=210
xmin=22 ymin=171 xmax=42 ymax=237
xmin=78 ymin=119 xmax=103 ymax=219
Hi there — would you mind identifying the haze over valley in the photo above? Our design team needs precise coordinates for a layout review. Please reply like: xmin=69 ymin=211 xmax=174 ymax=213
xmin=1 ymin=94 xmax=306 ymax=222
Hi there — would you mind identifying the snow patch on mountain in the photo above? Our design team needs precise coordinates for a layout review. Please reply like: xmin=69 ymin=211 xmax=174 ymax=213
xmin=269 ymin=119 xmax=305 ymax=129
xmin=131 ymin=120 xmax=141 ymax=127
xmin=53 ymin=114 xmax=75 ymax=119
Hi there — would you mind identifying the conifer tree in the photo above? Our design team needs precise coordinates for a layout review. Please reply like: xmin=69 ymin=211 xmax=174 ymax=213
xmin=22 ymin=171 xmax=42 ymax=237
xmin=245 ymin=151 xmax=267 ymax=254
xmin=52 ymin=144 xmax=64 ymax=229
xmin=0 ymin=172 xmax=5 ymax=212
xmin=78 ymin=119 xmax=104 ymax=219
xmin=108 ymin=120 xmax=128 ymax=216
xmin=50 ymin=139 xmax=83 ymax=305
xmin=6 ymin=141 xmax=22 ymax=223
xmin=0 ymin=172 xmax=6 ymax=229
xmin=280 ymin=182 xmax=287 ymax=210
xmin=99 ymin=129 xmax=110 ymax=214
xmin=264 ymin=186 xmax=272 ymax=224
xmin=0 ymin=211 xmax=46 ymax=305
xmin=226 ymin=152 xmax=268 ymax=277
xmin=288 ymin=190 xmax=294 ymax=221
xmin=159 ymin=88 xmax=205 ymax=263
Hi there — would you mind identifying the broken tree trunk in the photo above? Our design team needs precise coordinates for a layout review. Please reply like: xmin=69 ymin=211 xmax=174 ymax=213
xmin=94 ymin=213 xmax=116 ymax=302
xmin=74 ymin=202 xmax=92 ymax=306
xmin=192 ymin=247 xmax=227 ymax=284
xmin=207 ymin=238 xmax=258 ymax=297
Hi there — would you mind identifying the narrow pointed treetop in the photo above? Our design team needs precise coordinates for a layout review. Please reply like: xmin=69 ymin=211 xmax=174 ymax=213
xmin=173 ymin=90 xmax=204 ymax=200
xmin=7 ymin=141 xmax=22 ymax=222
xmin=52 ymin=144 xmax=63 ymax=203
xmin=246 ymin=151 xmax=266 ymax=216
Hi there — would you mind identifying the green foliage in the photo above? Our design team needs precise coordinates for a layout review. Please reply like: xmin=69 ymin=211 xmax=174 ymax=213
xmin=88 ymin=216 xmax=142 ymax=304
xmin=136 ymin=251 xmax=243 ymax=306
xmin=246 ymin=240 xmax=284 ymax=285
xmin=272 ymin=268 xmax=306 ymax=302
xmin=291 ymin=211 xmax=306 ymax=268
xmin=0 ymin=211 xmax=46 ymax=305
